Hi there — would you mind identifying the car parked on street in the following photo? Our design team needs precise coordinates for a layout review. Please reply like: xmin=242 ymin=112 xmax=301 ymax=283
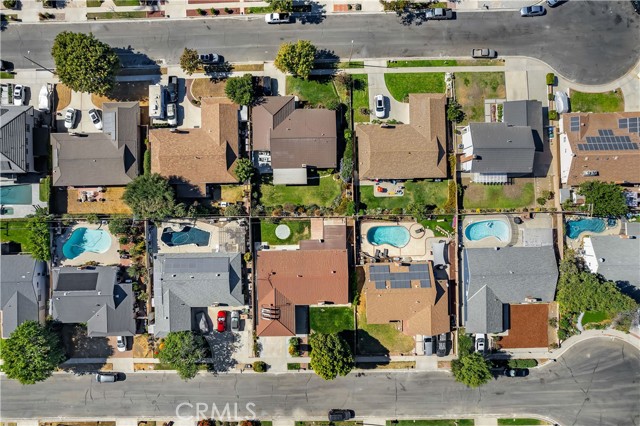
xmin=475 ymin=334 xmax=485 ymax=352
xmin=503 ymin=368 xmax=530 ymax=377
xmin=265 ymin=12 xmax=291 ymax=23
xmin=328 ymin=409 xmax=354 ymax=422
xmin=116 ymin=336 xmax=127 ymax=352
xmin=520 ymin=5 xmax=545 ymax=16
xmin=95 ymin=372 xmax=118 ymax=383
xmin=0 ymin=60 xmax=12 ymax=72
xmin=64 ymin=108 xmax=77 ymax=129
xmin=166 ymin=103 xmax=177 ymax=127
xmin=13 ymin=84 xmax=24 ymax=106
xmin=471 ymin=48 xmax=497 ymax=59
xmin=546 ymin=0 xmax=564 ymax=7
xmin=374 ymin=94 xmax=386 ymax=118
xmin=200 ymin=53 xmax=221 ymax=64
xmin=88 ymin=108 xmax=103 ymax=130
xmin=230 ymin=310 xmax=240 ymax=332
xmin=423 ymin=336 xmax=434 ymax=356
xmin=216 ymin=310 xmax=227 ymax=332
xmin=425 ymin=7 xmax=453 ymax=19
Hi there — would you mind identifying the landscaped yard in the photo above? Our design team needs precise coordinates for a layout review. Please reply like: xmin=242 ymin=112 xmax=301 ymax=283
xmin=419 ymin=216 xmax=455 ymax=237
xmin=91 ymin=81 xmax=150 ymax=108
xmin=39 ymin=177 xmax=50 ymax=203
xmin=260 ymin=175 xmax=342 ymax=208
xmin=64 ymin=187 xmax=132 ymax=215
xmin=387 ymin=420 xmax=475 ymax=426
xmin=190 ymin=78 xmax=227 ymax=100
xmin=259 ymin=220 xmax=311 ymax=245
xmin=86 ymin=11 xmax=147 ymax=19
xmin=55 ymin=83 xmax=72 ymax=111
xmin=497 ymin=419 xmax=549 ymax=425
xmin=335 ymin=74 xmax=369 ymax=123
xmin=463 ymin=180 xmax=535 ymax=210
xmin=357 ymin=293 xmax=415 ymax=355
xmin=569 ymin=89 xmax=624 ymax=113
xmin=581 ymin=311 xmax=609 ymax=326
xmin=310 ymin=306 xmax=354 ymax=334
xmin=220 ymin=185 xmax=244 ymax=203
xmin=454 ymin=72 xmax=506 ymax=124
xmin=286 ymin=76 xmax=338 ymax=108
xmin=359 ymin=180 xmax=450 ymax=211
xmin=384 ymin=73 xmax=445 ymax=102
xmin=0 ymin=219 xmax=30 ymax=247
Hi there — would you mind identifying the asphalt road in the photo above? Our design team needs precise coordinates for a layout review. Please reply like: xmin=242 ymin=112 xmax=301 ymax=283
xmin=1 ymin=338 xmax=639 ymax=425
xmin=1 ymin=1 xmax=639 ymax=85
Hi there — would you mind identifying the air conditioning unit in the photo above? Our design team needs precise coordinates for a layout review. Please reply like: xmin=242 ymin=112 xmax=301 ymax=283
xmin=302 ymin=164 xmax=307 ymax=168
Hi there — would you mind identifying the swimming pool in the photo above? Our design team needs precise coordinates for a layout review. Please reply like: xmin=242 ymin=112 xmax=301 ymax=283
xmin=0 ymin=184 xmax=32 ymax=205
xmin=161 ymin=226 xmax=211 ymax=247
xmin=367 ymin=226 xmax=410 ymax=248
xmin=465 ymin=220 xmax=511 ymax=242
xmin=62 ymin=228 xmax=112 ymax=259
xmin=566 ymin=218 xmax=606 ymax=239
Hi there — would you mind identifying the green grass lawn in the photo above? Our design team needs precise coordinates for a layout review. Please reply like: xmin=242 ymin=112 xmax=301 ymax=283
xmin=310 ymin=306 xmax=354 ymax=334
xmin=338 ymin=61 xmax=365 ymax=69
xmin=454 ymin=72 xmax=506 ymax=124
xmin=570 ymin=89 xmax=624 ymax=113
xmin=113 ymin=0 xmax=140 ymax=5
xmin=0 ymin=219 xmax=30 ymax=248
xmin=39 ymin=177 xmax=50 ymax=203
xmin=387 ymin=420 xmax=475 ymax=426
xmin=86 ymin=0 xmax=103 ymax=6
xmin=463 ymin=182 xmax=534 ymax=209
xmin=86 ymin=11 xmax=147 ymax=19
xmin=419 ymin=216 xmax=455 ymax=237
xmin=388 ymin=59 xmax=502 ymax=68
xmin=286 ymin=76 xmax=339 ymax=108
xmin=246 ymin=6 xmax=271 ymax=13
xmin=260 ymin=220 xmax=311 ymax=245
xmin=384 ymin=73 xmax=445 ymax=102
xmin=497 ymin=419 xmax=548 ymax=425
xmin=359 ymin=180 xmax=449 ymax=211
xmin=352 ymin=74 xmax=369 ymax=122
xmin=261 ymin=175 xmax=342 ymax=208
xmin=0 ymin=71 xmax=15 ymax=79
xmin=582 ymin=311 xmax=609 ymax=325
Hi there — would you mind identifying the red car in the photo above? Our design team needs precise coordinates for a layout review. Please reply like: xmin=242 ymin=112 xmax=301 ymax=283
xmin=217 ymin=310 xmax=227 ymax=332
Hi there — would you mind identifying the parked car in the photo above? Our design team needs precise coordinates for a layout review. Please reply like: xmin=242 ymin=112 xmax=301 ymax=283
xmin=216 ymin=310 xmax=227 ymax=332
xmin=95 ymin=372 xmax=118 ymax=383
xmin=116 ymin=336 xmax=127 ymax=352
xmin=423 ymin=336 xmax=434 ymax=356
xmin=13 ymin=84 xmax=24 ymax=106
xmin=0 ymin=60 xmax=12 ymax=72
xmin=264 ymin=12 xmax=291 ymax=24
xmin=475 ymin=334 xmax=485 ymax=352
xmin=503 ymin=368 xmax=530 ymax=377
xmin=425 ymin=7 xmax=453 ymax=19
xmin=262 ymin=76 xmax=272 ymax=96
xmin=328 ymin=409 xmax=354 ymax=422
xmin=471 ymin=49 xmax=497 ymax=59
xmin=230 ymin=310 xmax=240 ymax=332
xmin=196 ymin=311 xmax=210 ymax=334
xmin=88 ymin=108 xmax=103 ymax=130
xmin=374 ymin=94 xmax=385 ymax=118
xmin=64 ymin=108 xmax=77 ymax=129
xmin=520 ymin=5 xmax=545 ymax=16
xmin=166 ymin=102 xmax=177 ymax=127
xmin=38 ymin=85 xmax=50 ymax=112
xmin=547 ymin=0 xmax=564 ymax=7
xmin=199 ymin=53 xmax=221 ymax=64
xmin=555 ymin=91 xmax=569 ymax=114
xmin=436 ymin=333 xmax=448 ymax=357
xmin=167 ymin=75 xmax=178 ymax=103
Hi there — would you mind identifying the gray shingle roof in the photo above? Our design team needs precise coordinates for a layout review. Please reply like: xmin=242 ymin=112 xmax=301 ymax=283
xmin=51 ymin=267 xmax=135 ymax=336
xmin=503 ymin=100 xmax=543 ymax=152
xmin=0 ymin=106 xmax=34 ymax=174
xmin=464 ymin=246 xmax=558 ymax=334
xmin=468 ymin=123 xmax=535 ymax=174
xmin=153 ymin=252 xmax=244 ymax=337
xmin=589 ymin=235 xmax=640 ymax=293
xmin=0 ymin=254 xmax=41 ymax=337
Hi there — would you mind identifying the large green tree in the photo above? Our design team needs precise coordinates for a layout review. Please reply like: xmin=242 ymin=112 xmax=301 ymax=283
xmin=274 ymin=40 xmax=316 ymax=80
xmin=107 ymin=216 xmax=133 ymax=236
xmin=180 ymin=48 xmax=200 ymax=76
xmin=234 ymin=158 xmax=255 ymax=183
xmin=157 ymin=331 xmax=207 ymax=380
xmin=1 ymin=321 xmax=66 ymax=385
xmin=451 ymin=352 xmax=493 ymax=388
xmin=26 ymin=209 xmax=51 ymax=261
xmin=309 ymin=333 xmax=353 ymax=380
xmin=266 ymin=0 xmax=293 ymax=12
xmin=123 ymin=173 xmax=182 ymax=220
xmin=578 ymin=181 xmax=628 ymax=217
xmin=51 ymin=31 xmax=120 ymax=96
xmin=225 ymin=74 xmax=257 ymax=106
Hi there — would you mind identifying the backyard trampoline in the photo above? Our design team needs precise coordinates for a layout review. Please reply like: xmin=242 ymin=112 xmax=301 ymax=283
xmin=161 ymin=226 xmax=211 ymax=247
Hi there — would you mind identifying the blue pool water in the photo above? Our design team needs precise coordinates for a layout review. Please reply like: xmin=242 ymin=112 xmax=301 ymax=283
xmin=465 ymin=220 xmax=511 ymax=241
xmin=367 ymin=226 xmax=410 ymax=248
xmin=566 ymin=218 xmax=606 ymax=239
xmin=161 ymin=226 xmax=211 ymax=247
xmin=63 ymin=228 xmax=112 ymax=259
xmin=0 ymin=184 xmax=33 ymax=204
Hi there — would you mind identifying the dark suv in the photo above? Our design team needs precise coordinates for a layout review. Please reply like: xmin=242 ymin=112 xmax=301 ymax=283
xmin=436 ymin=333 xmax=448 ymax=357
xmin=328 ymin=409 xmax=354 ymax=422
xmin=167 ymin=76 xmax=178 ymax=103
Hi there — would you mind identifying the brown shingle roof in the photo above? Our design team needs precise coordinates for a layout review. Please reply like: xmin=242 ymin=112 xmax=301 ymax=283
xmin=150 ymin=98 xmax=239 ymax=196
xmin=499 ymin=303 xmax=549 ymax=349
xmin=357 ymin=93 xmax=447 ymax=180
xmin=364 ymin=262 xmax=450 ymax=336
xmin=252 ymin=96 xmax=296 ymax=151
xmin=256 ymin=249 xmax=349 ymax=336
xmin=562 ymin=112 xmax=640 ymax=186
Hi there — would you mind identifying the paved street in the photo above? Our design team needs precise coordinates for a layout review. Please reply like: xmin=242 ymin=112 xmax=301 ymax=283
xmin=1 ymin=1 xmax=639 ymax=85
xmin=1 ymin=338 xmax=639 ymax=425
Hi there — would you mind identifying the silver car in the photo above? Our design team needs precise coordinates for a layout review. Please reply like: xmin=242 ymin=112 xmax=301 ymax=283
xmin=520 ymin=5 xmax=545 ymax=16
xmin=374 ymin=94 xmax=385 ymax=118
xmin=166 ymin=103 xmax=177 ymax=127
xmin=230 ymin=310 xmax=240 ymax=332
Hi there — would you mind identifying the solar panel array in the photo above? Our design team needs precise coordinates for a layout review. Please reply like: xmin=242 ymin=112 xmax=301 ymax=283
xmin=619 ymin=117 xmax=640 ymax=134
xmin=570 ymin=116 xmax=580 ymax=132
xmin=369 ymin=264 xmax=431 ymax=289
xmin=577 ymin=133 xmax=638 ymax=151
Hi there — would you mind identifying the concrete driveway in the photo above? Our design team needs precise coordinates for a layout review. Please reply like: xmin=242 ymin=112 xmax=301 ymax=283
xmin=367 ymin=68 xmax=410 ymax=123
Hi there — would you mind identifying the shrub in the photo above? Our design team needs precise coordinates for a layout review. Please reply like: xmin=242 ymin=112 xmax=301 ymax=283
xmin=3 ymin=0 xmax=17 ymax=9
xmin=196 ymin=8 xmax=205 ymax=15
xmin=548 ymin=93 xmax=555 ymax=101
xmin=549 ymin=342 xmax=559 ymax=350
xmin=224 ymin=7 xmax=232 ymax=13
xmin=287 ymin=363 xmax=301 ymax=370
xmin=253 ymin=361 xmax=267 ymax=372
xmin=86 ymin=213 xmax=99 ymax=224
xmin=244 ymin=252 xmax=252 ymax=263
xmin=507 ymin=359 xmax=538 ymax=368
xmin=118 ymin=236 xmax=129 ymax=245
xmin=210 ymin=7 xmax=216 ymax=14
xmin=546 ymin=73 xmax=555 ymax=85
xmin=212 ymin=8 xmax=219 ymax=15
xmin=548 ymin=317 xmax=558 ymax=328
xmin=355 ymin=3 xmax=361 ymax=10
xmin=143 ymin=150 xmax=151 ymax=175
xmin=548 ymin=110 xmax=558 ymax=121
xmin=537 ymin=197 xmax=547 ymax=206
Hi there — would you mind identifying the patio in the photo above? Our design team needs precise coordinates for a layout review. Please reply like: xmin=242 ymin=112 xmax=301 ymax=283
xmin=360 ymin=220 xmax=437 ymax=262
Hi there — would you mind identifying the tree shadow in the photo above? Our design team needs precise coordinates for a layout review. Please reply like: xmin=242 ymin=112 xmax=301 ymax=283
xmin=356 ymin=329 xmax=390 ymax=356
xmin=204 ymin=331 xmax=241 ymax=373
xmin=112 ymin=46 xmax=162 ymax=70
xmin=205 ymin=61 xmax=233 ymax=80
xmin=295 ymin=1 xmax=326 ymax=25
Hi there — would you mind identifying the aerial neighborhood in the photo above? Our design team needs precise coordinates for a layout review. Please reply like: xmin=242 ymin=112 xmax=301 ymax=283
xmin=0 ymin=0 xmax=639 ymax=425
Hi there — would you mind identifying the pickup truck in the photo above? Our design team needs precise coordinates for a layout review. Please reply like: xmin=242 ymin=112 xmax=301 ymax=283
xmin=425 ymin=8 xmax=453 ymax=20
xmin=471 ymin=48 xmax=497 ymax=59
xmin=264 ymin=12 xmax=291 ymax=24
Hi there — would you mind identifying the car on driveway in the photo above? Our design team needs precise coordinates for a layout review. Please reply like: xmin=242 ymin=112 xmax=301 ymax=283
xmin=200 ymin=53 xmax=221 ymax=64
xmin=475 ymin=334 xmax=485 ymax=352
xmin=520 ymin=5 xmax=545 ymax=16
xmin=13 ymin=84 xmax=24 ymax=106
xmin=216 ymin=310 xmax=227 ymax=332
xmin=116 ymin=336 xmax=127 ymax=352
xmin=436 ymin=333 xmax=448 ymax=357
xmin=423 ymin=336 xmax=434 ymax=356
xmin=503 ymin=368 xmax=530 ymax=377
xmin=167 ymin=75 xmax=178 ymax=103
xmin=374 ymin=94 xmax=386 ymax=118
xmin=166 ymin=103 xmax=177 ymax=127
xmin=471 ymin=48 xmax=497 ymax=59
xmin=196 ymin=311 xmax=210 ymax=334
xmin=328 ymin=409 xmax=354 ymax=422
xmin=64 ymin=108 xmax=77 ymax=129
xmin=88 ymin=108 xmax=103 ymax=130
xmin=230 ymin=310 xmax=240 ymax=332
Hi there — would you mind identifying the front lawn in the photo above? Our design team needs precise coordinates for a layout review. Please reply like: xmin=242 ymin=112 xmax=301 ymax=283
xmin=384 ymin=73 xmax=445 ymax=102
xmin=352 ymin=74 xmax=369 ymax=122
xmin=259 ymin=220 xmax=311 ymax=245
xmin=463 ymin=181 xmax=534 ymax=210
xmin=581 ymin=311 xmax=609 ymax=325
xmin=286 ymin=76 xmax=338 ymax=108
xmin=570 ymin=89 xmax=624 ymax=113
xmin=359 ymin=180 xmax=449 ymax=211
xmin=497 ymin=419 xmax=549 ymax=425
xmin=454 ymin=72 xmax=506 ymax=124
xmin=0 ymin=219 xmax=30 ymax=248
xmin=357 ymin=293 xmax=415 ymax=355
xmin=190 ymin=78 xmax=227 ymax=99
xmin=260 ymin=175 xmax=342 ymax=208
xmin=310 ymin=306 xmax=354 ymax=334
xmin=387 ymin=420 xmax=475 ymax=426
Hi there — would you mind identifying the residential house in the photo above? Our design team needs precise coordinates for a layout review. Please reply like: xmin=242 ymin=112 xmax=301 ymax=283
xmin=51 ymin=102 xmax=140 ymax=187
xmin=252 ymin=96 xmax=337 ymax=185
xmin=1 ymin=106 xmax=36 ymax=176
xmin=51 ymin=266 xmax=136 ymax=337
xmin=150 ymin=98 xmax=239 ymax=198
xmin=559 ymin=112 xmax=640 ymax=187
xmin=364 ymin=262 xmax=450 ymax=337
xmin=0 ymin=254 xmax=47 ymax=338
xmin=357 ymin=93 xmax=447 ymax=180
xmin=151 ymin=252 xmax=244 ymax=337
xmin=459 ymin=100 xmax=541 ymax=184
xmin=463 ymin=245 xmax=558 ymax=334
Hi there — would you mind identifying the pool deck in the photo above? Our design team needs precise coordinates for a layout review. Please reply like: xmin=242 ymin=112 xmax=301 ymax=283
xmin=360 ymin=220 xmax=438 ymax=261
xmin=54 ymin=222 xmax=120 ymax=267
xmin=154 ymin=219 xmax=246 ymax=254
xmin=565 ymin=216 xmax=622 ymax=250
xmin=0 ymin=183 xmax=48 ymax=219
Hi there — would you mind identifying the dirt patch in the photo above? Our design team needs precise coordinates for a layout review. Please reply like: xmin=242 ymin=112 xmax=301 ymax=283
xmin=499 ymin=304 xmax=549 ymax=349
xmin=437 ymin=360 xmax=451 ymax=369
xmin=232 ymin=63 xmax=264 ymax=72
xmin=55 ymin=83 xmax=72 ymax=111
xmin=455 ymin=72 xmax=506 ymax=124
xmin=133 ymin=334 xmax=154 ymax=358
xmin=134 ymin=363 xmax=156 ymax=371
xmin=91 ymin=81 xmax=151 ymax=109
xmin=65 ymin=187 xmax=131 ymax=215
xmin=190 ymin=78 xmax=227 ymax=100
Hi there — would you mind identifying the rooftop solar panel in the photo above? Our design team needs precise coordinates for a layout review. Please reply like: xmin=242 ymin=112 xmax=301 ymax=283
xmin=619 ymin=119 xmax=627 ymax=128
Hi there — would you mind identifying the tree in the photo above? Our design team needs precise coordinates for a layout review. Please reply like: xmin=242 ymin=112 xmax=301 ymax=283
xmin=127 ymin=263 xmax=145 ymax=280
xmin=266 ymin=0 xmax=293 ymax=12
xmin=180 ymin=48 xmax=200 ymax=76
xmin=157 ymin=331 xmax=207 ymax=380
xmin=26 ymin=210 xmax=51 ymax=261
xmin=451 ymin=352 xmax=493 ymax=388
xmin=225 ymin=74 xmax=257 ymax=106
xmin=234 ymin=158 xmax=255 ymax=183
xmin=3 ymin=0 xmax=17 ymax=9
xmin=1 ymin=321 xmax=66 ymax=384
xmin=578 ymin=181 xmax=628 ymax=217
xmin=274 ymin=40 xmax=316 ymax=80
xmin=123 ymin=173 xmax=179 ymax=220
xmin=51 ymin=32 xmax=120 ymax=96
xmin=225 ymin=204 xmax=246 ymax=217
xmin=309 ymin=333 xmax=353 ymax=380
xmin=447 ymin=101 xmax=465 ymax=123
xmin=108 ymin=216 xmax=133 ymax=236
xmin=457 ymin=328 xmax=474 ymax=358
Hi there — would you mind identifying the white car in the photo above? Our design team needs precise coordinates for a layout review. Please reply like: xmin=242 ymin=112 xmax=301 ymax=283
xmin=374 ymin=94 xmax=385 ymax=118
xmin=116 ymin=336 xmax=127 ymax=352
xmin=64 ymin=108 xmax=77 ymax=129
xmin=38 ymin=85 xmax=50 ymax=112
xmin=88 ymin=108 xmax=103 ymax=130
xmin=13 ymin=84 xmax=24 ymax=106
xmin=166 ymin=102 xmax=177 ymax=127
xmin=475 ymin=334 xmax=486 ymax=352
xmin=555 ymin=91 xmax=569 ymax=114
xmin=264 ymin=12 xmax=290 ymax=23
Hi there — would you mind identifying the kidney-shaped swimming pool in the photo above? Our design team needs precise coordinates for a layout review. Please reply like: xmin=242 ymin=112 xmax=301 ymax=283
xmin=367 ymin=226 xmax=411 ymax=248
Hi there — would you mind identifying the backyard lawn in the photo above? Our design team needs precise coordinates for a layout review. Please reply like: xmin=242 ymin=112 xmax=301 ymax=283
xmin=463 ymin=181 xmax=535 ymax=210
xmin=419 ymin=216 xmax=455 ymax=237
xmin=259 ymin=220 xmax=311 ymax=245
xmin=260 ymin=175 xmax=342 ymax=207
xmin=569 ymin=89 xmax=624 ymax=113
xmin=387 ymin=420 xmax=475 ymax=426
xmin=359 ymin=180 xmax=449 ymax=211
xmin=0 ymin=219 xmax=30 ymax=247
xmin=310 ymin=306 xmax=354 ymax=334
xmin=384 ymin=73 xmax=445 ymax=102
xmin=220 ymin=185 xmax=244 ymax=203
xmin=357 ymin=293 xmax=415 ymax=355
xmin=454 ymin=72 xmax=506 ymax=124
xmin=286 ymin=76 xmax=338 ymax=108
xmin=39 ymin=177 xmax=50 ymax=203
